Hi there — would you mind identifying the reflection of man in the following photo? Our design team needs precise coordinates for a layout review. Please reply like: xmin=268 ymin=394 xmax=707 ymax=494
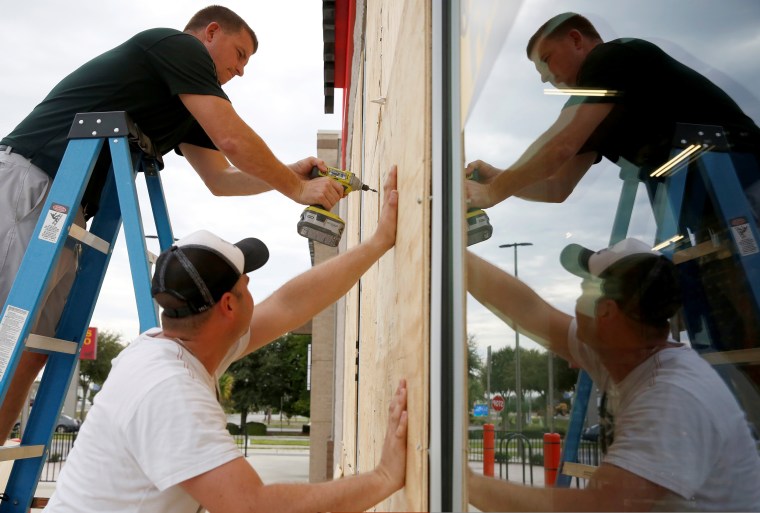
xmin=465 ymin=12 xmax=760 ymax=207
xmin=46 ymin=168 xmax=408 ymax=513
xmin=467 ymin=239 xmax=760 ymax=511
xmin=0 ymin=5 xmax=344 ymax=443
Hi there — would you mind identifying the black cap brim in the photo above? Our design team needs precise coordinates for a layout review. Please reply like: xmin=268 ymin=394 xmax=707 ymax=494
xmin=560 ymin=243 xmax=594 ymax=278
xmin=235 ymin=238 xmax=269 ymax=273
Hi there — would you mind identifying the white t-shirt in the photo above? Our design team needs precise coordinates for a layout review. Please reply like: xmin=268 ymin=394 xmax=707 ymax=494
xmin=45 ymin=328 xmax=249 ymax=513
xmin=568 ymin=319 xmax=760 ymax=511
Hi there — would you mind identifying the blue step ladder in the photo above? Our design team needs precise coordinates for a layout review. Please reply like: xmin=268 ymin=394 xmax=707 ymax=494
xmin=0 ymin=111 xmax=174 ymax=511
xmin=557 ymin=123 xmax=760 ymax=486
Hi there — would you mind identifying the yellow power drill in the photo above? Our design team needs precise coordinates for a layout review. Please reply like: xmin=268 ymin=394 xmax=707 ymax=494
xmin=297 ymin=166 xmax=377 ymax=247
xmin=466 ymin=169 xmax=493 ymax=246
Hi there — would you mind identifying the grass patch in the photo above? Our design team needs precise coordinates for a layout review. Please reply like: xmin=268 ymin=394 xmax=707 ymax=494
xmin=250 ymin=438 xmax=310 ymax=447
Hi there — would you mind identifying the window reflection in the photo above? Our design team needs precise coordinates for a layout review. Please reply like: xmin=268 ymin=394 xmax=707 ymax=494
xmin=462 ymin=2 xmax=760 ymax=511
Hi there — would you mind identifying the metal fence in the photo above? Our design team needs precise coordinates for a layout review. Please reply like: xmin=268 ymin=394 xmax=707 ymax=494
xmin=11 ymin=428 xmax=286 ymax=483
xmin=468 ymin=429 xmax=602 ymax=486
xmin=35 ymin=432 xmax=77 ymax=483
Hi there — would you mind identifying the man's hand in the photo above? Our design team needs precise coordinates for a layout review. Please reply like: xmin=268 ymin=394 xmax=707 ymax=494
xmin=294 ymin=176 xmax=344 ymax=210
xmin=370 ymin=165 xmax=399 ymax=251
xmin=465 ymin=180 xmax=497 ymax=209
xmin=287 ymin=156 xmax=343 ymax=209
xmin=375 ymin=379 xmax=409 ymax=492
xmin=288 ymin=157 xmax=327 ymax=179
xmin=465 ymin=160 xmax=502 ymax=208
xmin=465 ymin=160 xmax=502 ymax=184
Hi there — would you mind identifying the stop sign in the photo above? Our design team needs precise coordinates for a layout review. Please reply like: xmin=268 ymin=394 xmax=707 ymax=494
xmin=492 ymin=394 xmax=505 ymax=412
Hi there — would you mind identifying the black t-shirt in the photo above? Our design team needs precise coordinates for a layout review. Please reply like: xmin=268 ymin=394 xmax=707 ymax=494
xmin=567 ymin=38 xmax=760 ymax=170
xmin=1 ymin=28 xmax=228 ymax=216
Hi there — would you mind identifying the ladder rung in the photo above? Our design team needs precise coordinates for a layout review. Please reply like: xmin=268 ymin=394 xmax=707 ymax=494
xmin=561 ymin=461 xmax=597 ymax=479
xmin=31 ymin=497 xmax=50 ymax=508
xmin=0 ymin=445 xmax=44 ymax=462
xmin=69 ymin=224 xmax=110 ymax=254
xmin=25 ymin=334 xmax=78 ymax=355
xmin=672 ymin=240 xmax=731 ymax=264
xmin=701 ymin=348 xmax=760 ymax=366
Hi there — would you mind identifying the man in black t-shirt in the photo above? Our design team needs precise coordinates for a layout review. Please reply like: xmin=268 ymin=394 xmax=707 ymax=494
xmin=0 ymin=5 xmax=344 ymax=442
xmin=465 ymin=12 xmax=760 ymax=208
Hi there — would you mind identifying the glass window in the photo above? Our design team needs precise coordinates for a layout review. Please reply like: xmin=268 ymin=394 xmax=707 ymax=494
xmin=462 ymin=2 xmax=760 ymax=510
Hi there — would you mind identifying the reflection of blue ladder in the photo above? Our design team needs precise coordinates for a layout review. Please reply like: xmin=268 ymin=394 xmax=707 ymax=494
xmin=557 ymin=123 xmax=760 ymax=487
xmin=0 ymin=111 xmax=174 ymax=511
xmin=556 ymin=164 xmax=638 ymax=487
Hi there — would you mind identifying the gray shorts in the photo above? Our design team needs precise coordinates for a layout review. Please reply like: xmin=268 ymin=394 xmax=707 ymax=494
xmin=0 ymin=148 xmax=84 ymax=337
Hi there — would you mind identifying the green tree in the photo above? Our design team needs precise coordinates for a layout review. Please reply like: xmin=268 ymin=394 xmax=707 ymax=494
xmin=78 ymin=330 xmax=125 ymax=419
xmin=228 ymin=333 xmax=311 ymax=427
xmin=483 ymin=344 xmax=579 ymax=427
xmin=467 ymin=335 xmax=484 ymax=408
xmin=218 ymin=372 xmax=235 ymax=410
xmin=486 ymin=346 xmax=515 ymax=400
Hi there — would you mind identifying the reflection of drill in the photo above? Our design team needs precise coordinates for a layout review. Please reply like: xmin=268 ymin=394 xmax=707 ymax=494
xmin=297 ymin=166 xmax=377 ymax=247
xmin=467 ymin=169 xmax=493 ymax=246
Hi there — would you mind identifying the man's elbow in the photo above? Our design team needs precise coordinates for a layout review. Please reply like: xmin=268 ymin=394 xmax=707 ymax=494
xmin=196 ymin=173 xmax=228 ymax=196
xmin=213 ymin=134 xmax=242 ymax=159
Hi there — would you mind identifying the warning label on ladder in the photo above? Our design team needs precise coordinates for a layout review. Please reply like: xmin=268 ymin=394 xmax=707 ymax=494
xmin=0 ymin=305 xmax=29 ymax=380
xmin=39 ymin=202 xmax=69 ymax=244
xmin=730 ymin=217 xmax=759 ymax=257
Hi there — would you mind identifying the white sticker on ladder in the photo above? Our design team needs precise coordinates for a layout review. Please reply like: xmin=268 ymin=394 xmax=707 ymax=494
xmin=0 ymin=305 xmax=29 ymax=380
xmin=39 ymin=202 xmax=70 ymax=244
xmin=730 ymin=217 xmax=760 ymax=257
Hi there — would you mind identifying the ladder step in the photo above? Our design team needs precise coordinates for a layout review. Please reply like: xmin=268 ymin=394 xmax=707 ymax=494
xmin=701 ymin=348 xmax=760 ymax=366
xmin=561 ymin=461 xmax=597 ymax=480
xmin=0 ymin=445 xmax=45 ymax=462
xmin=69 ymin=224 xmax=110 ymax=254
xmin=31 ymin=497 xmax=50 ymax=508
xmin=672 ymin=240 xmax=731 ymax=264
xmin=25 ymin=335 xmax=78 ymax=355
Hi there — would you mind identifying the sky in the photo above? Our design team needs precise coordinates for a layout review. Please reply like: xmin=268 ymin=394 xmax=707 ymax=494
xmin=463 ymin=0 xmax=760 ymax=357
xmin=0 ymin=1 xmax=342 ymax=341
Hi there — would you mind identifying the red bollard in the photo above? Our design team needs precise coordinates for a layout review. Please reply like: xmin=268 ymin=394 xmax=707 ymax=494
xmin=483 ymin=424 xmax=495 ymax=477
xmin=543 ymin=433 xmax=561 ymax=486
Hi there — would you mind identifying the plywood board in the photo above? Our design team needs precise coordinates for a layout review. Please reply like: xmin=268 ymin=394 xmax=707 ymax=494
xmin=339 ymin=53 xmax=366 ymax=477
xmin=344 ymin=0 xmax=432 ymax=510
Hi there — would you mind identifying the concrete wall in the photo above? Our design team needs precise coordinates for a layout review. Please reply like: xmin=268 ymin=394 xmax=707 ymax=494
xmin=309 ymin=130 xmax=342 ymax=483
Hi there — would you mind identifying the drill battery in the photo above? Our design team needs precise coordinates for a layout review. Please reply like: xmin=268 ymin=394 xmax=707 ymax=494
xmin=297 ymin=205 xmax=345 ymax=247
xmin=466 ymin=208 xmax=493 ymax=246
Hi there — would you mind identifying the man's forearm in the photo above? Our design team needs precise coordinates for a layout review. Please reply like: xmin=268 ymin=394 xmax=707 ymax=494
xmin=257 ymin=469 xmax=399 ymax=513
xmin=180 ymin=93 xmax=302 ymax=200
xmin=249 ymin=235 xmax=391 ymax=350
xmin=219 ymin=125 xmax=301 ymax=200
xmin=275 ymin=235 xmax=387 ymax=317
xmin=206 ymin=166 xmax=274 ymax=196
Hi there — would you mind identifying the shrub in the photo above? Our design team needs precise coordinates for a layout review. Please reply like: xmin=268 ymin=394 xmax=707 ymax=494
xmin=226 ymin=422 xmax=240 ymax=435
xmin=530 ymin=453 xmax=545 ymax=466
xmin=245 ymin=421 xmax=267 ymax=436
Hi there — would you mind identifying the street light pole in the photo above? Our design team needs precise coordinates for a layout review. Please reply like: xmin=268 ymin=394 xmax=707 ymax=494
xmin=499 ymin=242 xmax=533 ymax=432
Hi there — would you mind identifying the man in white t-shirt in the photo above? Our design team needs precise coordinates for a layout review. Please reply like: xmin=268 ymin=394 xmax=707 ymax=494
xmin=45 ymin=167 xmax=407 ymax=513
xmin=467 ymin=238 xmax=760 ymax=511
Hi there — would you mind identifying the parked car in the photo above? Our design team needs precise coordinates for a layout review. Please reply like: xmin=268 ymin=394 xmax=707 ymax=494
xmin=13 ymin=414 xmax=81 ymax=434
xmin=581 ymin=423 xmax=599 ymax=442
xmin=54 ymin=414 xmax=81 ymax=433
